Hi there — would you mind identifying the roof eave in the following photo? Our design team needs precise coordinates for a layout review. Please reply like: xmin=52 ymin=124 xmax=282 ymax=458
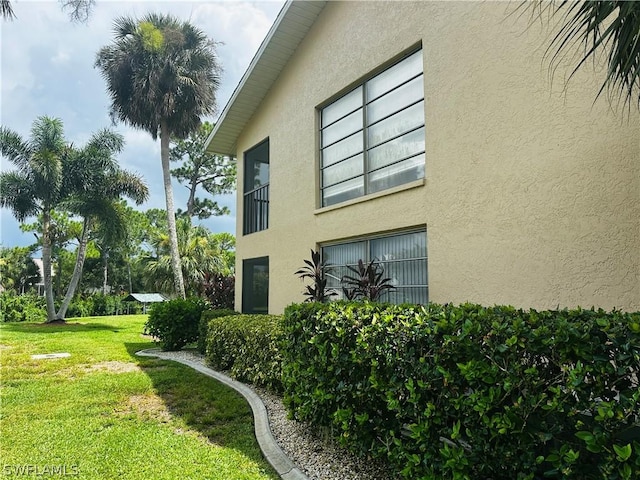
xmin=205 ymin=0 xmax=327 ymax=157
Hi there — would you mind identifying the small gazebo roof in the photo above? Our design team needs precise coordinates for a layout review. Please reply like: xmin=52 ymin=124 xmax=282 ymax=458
xmin=123 ymin=293 xmax=166 ymax=303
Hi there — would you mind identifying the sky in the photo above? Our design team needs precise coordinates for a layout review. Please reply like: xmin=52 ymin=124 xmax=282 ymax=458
xmin=0 ymin=0 xmax=285 ymax=248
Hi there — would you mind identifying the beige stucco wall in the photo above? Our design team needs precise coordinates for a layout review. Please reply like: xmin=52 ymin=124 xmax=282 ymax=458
xmin=234 ymin=1 xmax=640 ymax=313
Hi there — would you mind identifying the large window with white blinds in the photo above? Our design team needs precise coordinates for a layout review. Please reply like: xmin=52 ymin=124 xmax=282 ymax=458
xmin=320 ymin=49 xmax=425 ymax=207
xmin=322 ymin=229 xmax=428 ymax=305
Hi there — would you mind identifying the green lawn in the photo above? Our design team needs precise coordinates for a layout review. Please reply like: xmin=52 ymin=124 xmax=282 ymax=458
xmin=0 ymin=315 xmax=279 ymax=480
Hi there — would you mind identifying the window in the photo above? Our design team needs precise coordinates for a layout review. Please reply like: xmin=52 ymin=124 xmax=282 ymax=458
xmin=243 ymin=139 xmax=269 ymax=234
xmin=242 ymin=256 xmax=269 ymax=313
xmin=322 ymin=229 xmax=428 ymax=304
xmin=320 ymin=49 xmax=425 ymax=207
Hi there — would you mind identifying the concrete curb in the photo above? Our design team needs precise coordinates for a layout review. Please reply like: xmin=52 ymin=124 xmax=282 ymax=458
xmin=135 ymin=349 xmax=308 ymax=480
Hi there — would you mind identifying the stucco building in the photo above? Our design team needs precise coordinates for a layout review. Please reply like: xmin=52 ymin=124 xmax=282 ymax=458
xmin=206 ymin=1 xmax=639 ymax=314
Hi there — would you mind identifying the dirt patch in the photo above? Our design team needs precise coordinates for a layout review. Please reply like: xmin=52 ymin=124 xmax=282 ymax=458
xmin=114 ymin=393 xmax=173 ymax=423
xmin=85 ymin=361 xmax=141 ymax=374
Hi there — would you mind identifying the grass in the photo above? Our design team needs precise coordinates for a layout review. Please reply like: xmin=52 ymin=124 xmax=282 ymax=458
xmin=0 ymin=315 xmax=279 ymax=480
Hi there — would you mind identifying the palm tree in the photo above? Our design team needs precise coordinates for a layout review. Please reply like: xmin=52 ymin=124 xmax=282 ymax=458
xmin=95 ymin=13 xmax=221 ymax=298
xmin=145 ymin=217 xmax=224 ymax=296
xmin=55 ymin=129 xmax=148 ymax=319
xmin=0 ymin=116 xmax=68 ymax=321
xmin=524 ymin=1 xmax=640 ymax=109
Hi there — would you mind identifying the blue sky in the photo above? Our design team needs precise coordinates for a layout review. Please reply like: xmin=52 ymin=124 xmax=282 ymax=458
xmin=0 ymin=0 xmax=285 ymax=248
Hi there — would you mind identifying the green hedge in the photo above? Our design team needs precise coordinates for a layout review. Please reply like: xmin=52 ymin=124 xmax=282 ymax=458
xmin=197 ymin=308 xmax=237 ymax=354
xmin=205 ymin=314 xmax=284 ymax=392
xmin=144 ymin=297 xmax=208 ymax=351
xmin=282 ymin=302 xmax=640 ymax=480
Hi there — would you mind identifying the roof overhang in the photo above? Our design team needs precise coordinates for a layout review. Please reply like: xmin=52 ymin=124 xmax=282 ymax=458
xmin=205 ymin=0 xmax=327 ymax=157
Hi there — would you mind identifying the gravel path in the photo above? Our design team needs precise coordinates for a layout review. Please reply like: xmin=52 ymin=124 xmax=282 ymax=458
xmin=156 ymin=349 xmax=397 ymax=480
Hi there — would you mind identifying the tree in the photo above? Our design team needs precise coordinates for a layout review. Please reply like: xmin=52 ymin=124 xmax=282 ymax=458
xmin=525 ymin=1 xmax=640 ymax=109
xmin=95 ymin=13 xmax=221 ymax=299
xmin=170 ymin=121 xmax=236 ymax=220
xmin=0 ymin=116 xmax=68 ymax=321
xmin=21 ymin=211 xmax=82 ymax=296
xmin=55 ymin=129 xmax=148 ymax=319
xmin=0 ymin=246 xmax=40 ymax=294
xmin=2 ymin=0 xmax=94 ymax=22
xmin=145 ymin=217 xmax=232 ymax=296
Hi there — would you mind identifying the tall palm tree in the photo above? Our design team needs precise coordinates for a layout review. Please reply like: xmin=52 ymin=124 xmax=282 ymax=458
xmin=0 ymin=116 xmax=67 ymax=321
xmin=95 ymin=13 xmax=221 ymax=298
xmin=56 ymin=129 xmax=148 ymax=319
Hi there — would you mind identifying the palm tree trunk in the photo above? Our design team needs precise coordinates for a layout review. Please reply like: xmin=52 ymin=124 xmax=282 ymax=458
xmin=160 ymin=121 xmax=186 ymax=298
xmin=102 ymin=251 xmax=109 ymax=295
xmin=56 ymin=217 xmax=90 ymax=320
xmin=42 ymin=211 xmax=57 ymax=322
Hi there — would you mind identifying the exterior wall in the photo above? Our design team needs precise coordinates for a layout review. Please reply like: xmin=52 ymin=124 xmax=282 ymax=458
xmin=235 ymin=1 xmax=640 ymax=313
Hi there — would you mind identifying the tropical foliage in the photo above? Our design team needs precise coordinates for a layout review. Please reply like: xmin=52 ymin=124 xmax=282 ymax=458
xmin=0 ymin=117 xmax=147 ymax=322
xmin=145 ymin=216 xmax=234 ymax=296
xmin=525 ymin=1 xmax=640 ymax=108
xmin=95 ymin=13 xmax=222 ymax=298
xmin=0 ymin=116 xmax=70 ymax=321
xmin=295 ymin=249 xmax=337 ymax=303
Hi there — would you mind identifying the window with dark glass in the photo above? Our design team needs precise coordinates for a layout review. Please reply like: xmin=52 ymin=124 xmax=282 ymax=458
xmin=242 ymin=256 xmax=269 ymax=314
xmin=320 ymin=49 xmax=425 ymax=207
xmin=322 ymin=229 xmax=428 ymax=304
xmin=243 ymin=139 xmax=269 ymax=234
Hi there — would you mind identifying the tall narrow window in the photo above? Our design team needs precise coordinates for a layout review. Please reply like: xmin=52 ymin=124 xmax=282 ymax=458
xmin=320 ymin=49 xmax=425 ymax=207
xmin=242 ymin=256 xmax=269 ymax=314
xmin=322 ymin=229 xmax=428 ymax=304
xmin=243 ymin=139 xmax=269 ymax=234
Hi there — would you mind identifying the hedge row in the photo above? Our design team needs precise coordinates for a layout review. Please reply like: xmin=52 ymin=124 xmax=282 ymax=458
xmin=281 ymin=302 xmax=640 ymax=480
xmin=204 ymin=314 xmax=284 ymax=392
xmin=197 ymin=308 xmax=237 ymax=354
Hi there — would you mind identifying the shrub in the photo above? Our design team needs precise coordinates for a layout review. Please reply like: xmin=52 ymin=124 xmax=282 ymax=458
xmin=282 ymin=302 xmax=640 ymax=480
xmin=340 ymin=258 xmax=394 ymax=301
xmin=144 ymin=297 xmax=208 ymax=351
xmin=205 ymin=314 xmax=284 ymax=392
xmin=91 ymin=293 xmax=123 ymax=316
xmin=295 ymin=249 xmax=337 ymax=302
xmin=197 ymin=308 xmax=237 ymax=354
xmin=0 ymin=292 xmax=46 ymax=322
xmin=201 ymin=273 xmax=235 ymax=310
xmin=65 ymin=296 xmax=95 ymax=318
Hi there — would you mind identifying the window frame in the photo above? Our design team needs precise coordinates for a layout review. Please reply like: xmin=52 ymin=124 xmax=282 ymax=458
xmin=243 ymin=138 xmax=270 ymax=235
xmin=320 ymin=228 xmax=428 ymax=305
xmin=241 ymin=256 xmax=269 ymax=314
xmin=319 ymin=47 xmax=425 ymax=208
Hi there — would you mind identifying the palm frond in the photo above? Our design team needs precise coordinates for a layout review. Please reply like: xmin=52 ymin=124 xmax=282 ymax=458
xmin=527 ymin=0 xmax=640 ymax=109
xmin=1 ymin=0 xmax=15 ymax=20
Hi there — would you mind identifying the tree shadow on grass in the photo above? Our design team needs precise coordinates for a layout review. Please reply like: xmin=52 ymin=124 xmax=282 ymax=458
xmin=1 ymin=322 xmax=122 ymax=333
xmin=123 ymin=342 xmax=279 ymax=479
